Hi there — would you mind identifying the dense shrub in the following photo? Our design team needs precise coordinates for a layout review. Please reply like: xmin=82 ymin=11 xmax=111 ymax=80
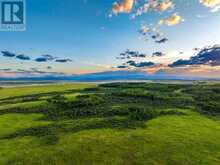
xmin=71 ymin=94 xmax=104 ymax=107
xmin=100 ymin=83 xmax=146 ymax=89
xmin=114 ymin=89 xmax=147 ymax=97
xmin=103 ymin=106 xmax=130 ymax=116
xmin=6 ymin=82 xmax=219 ymax=122
xmin=128 ymin=107 xmax=159 ymax=121
xmin=197 ymin=101 xmax=220 ymax=114
xmin=47 ymin=95 xmax=66 ymax=105
xmin=82 ymin=87 xmax=100 ymax=92
xmin=44 ymin=94 xmax=105 ymax=119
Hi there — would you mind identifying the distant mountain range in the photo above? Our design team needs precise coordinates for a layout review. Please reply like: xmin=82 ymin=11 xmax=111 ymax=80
xmin=0 ymin=71 xmax=219 ymax=81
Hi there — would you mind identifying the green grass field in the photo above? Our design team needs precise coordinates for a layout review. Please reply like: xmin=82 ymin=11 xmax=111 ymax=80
xmin=0 ymin=82 xmax=220 ymax=165
xmin=0 ymin=83 xmax=94 ymax=99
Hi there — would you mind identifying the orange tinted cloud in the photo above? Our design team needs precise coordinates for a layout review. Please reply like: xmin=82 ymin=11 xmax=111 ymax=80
xmin=200 ymin=0 xmax=220 ymax=8
xmin=156 ymin=0 xmax=173 ymax=12
xmin=112 ymin=0 xmax=134 ymax=14
xmin=159 ymin=13 xmax=183 ymax=26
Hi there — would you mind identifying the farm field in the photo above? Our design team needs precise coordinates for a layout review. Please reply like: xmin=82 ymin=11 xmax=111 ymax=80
xmin=0 ymin=82 xmax=220 ymax=165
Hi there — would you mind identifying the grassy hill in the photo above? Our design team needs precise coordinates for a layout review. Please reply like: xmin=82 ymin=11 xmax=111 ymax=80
xmin=0 ymin=82 xmax=220 ymax=165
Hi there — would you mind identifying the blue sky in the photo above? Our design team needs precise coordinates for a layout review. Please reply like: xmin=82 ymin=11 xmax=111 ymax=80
xmin=0 ymin=0 xmax=220 ymax=77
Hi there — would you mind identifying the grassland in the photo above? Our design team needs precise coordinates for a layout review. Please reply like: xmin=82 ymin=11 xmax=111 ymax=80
xmin=0 ymin=82 xmax=220 ymax=165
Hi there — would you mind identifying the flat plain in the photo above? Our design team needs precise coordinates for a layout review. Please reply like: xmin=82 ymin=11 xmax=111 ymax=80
xmin=0 ymin=82 xmax=220 ymax=165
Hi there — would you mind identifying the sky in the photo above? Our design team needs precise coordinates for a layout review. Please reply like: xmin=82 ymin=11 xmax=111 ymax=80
xmin=0 ymin=0 xmax=220 ymax=78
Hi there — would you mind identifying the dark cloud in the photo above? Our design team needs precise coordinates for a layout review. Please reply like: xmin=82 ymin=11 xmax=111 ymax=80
xmin=116 ymin=56 xmax=126 ymax=60
xmin=118 ymin=49 xmax=166 ymax=60
xmin=138 ymin=25 xmax=150 ymax=36
xmin=135 ymin=62 xmax=155 ymax=67
xmin=0 ymin=68 xmax=12 ymax=71
xmin=138 ymin=54 xmax=147 ymax=58
xmin=193 ymin=48 xmax=200 ymax=51
xmin=16 ymin=54 xmax=31 ymax=61
xmin=55 ymin=58 xmax=72 ymax=63
xmin=152 ymin=51 xmax=165 ymax=57
xmin=35 ymin=57 xmax=47 ymax=62
xmin=127 ymin=60 xmax=155 ymax=68
xmin=169 ymin=45 xmax=220 ymax=67
xmin=117 ymin=65 xmax=128 ymax=69
xmin=35 ymin=54 xmax=56 ymax=62
xmin=155 ymin=38 xmax=168 ymax=44
xmin=120 ymin=53 xmax=126 ymax=56
xmin=125 ymin=50 xmax=139 ymax=56
xmin=151 ymin=35 xmax=157 ymax=39
xmin=169 ymin=59 xmax=191 ymax=67
xmin=117 ymin=49 xmax=148 ymax=59
xmin=2 ymin=50 xmax=71 ymax=64
xmin=138 ymin=25 xmax=169 ymax=44
xmin=127 ymin=60 xmax=136 ymax=66
xmin=1 ymin=51 xmax=16 ymax=57
xmin=42 ymin=54 xmax=56 ymax=60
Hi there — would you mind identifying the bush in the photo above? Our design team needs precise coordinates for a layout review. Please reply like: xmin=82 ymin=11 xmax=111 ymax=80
xmin=197 ymin=101 xmax=220 ymax=114
xmin=103 ymin=106 xmax=130 ymax=116
xmin=71 ymin=94 xmax=104 ymax=108
xmin=128 ymin=107 xmax=159 ymax=121
xmin=47 ymin=95 xmax=66 ymax=106
xmin=114 ymin=89 xmax=156 ymax=100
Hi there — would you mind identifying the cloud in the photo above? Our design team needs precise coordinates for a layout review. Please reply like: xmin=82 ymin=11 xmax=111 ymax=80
xmin=155 ymin=0 xmax=174 ymax=12
xmin=200 ymin=0 xmax=220 ymax=8
xmin=55 ymin=58 xmax=72 ymax=63
xmin=139 ymin=25 xmax=150 ymax=36
xmin=35 ymin=54 xmax=56 ymax=62
xmin=1 ymin=51 xmax=16 ymax=57
xmin=159 ymin=13 xmax=183 ymax=26
xmin=16 ymin=54 xmax=31 ymax=61
xmin=117 ymin=50 xmax=166 ymax=61
xmin=0 ymin=68 xmax=12 ymax=71
xmin=126 ymin=60 xmax=155 ymax=68
xmin=210 ymin=4 xmax=220 ymax=12
xmin=117 ymin=49 xmax=149 ymax=59
xmin=169 ymin=45 xmax=220 ymax=67
xmin=123 ymin=0 xmax=134 ymax=12
xmin=130 ymin=2 xmax=150 ymax=19
xmin=152 ymin=51 xmax=165 ymax=57
xmin=112 ymin=0 xmax=134 ymax=14
xmin=35 ymin=57 xmax=48 ymax=62
xmin=117 ymin=65 xmax=128 ymax=69
xmin=47 ymin=66 xmax=52 ymax=69
xmin=1 ymin=51 xmax=31 ymax=61
xmin=155 ymin=37 xmax=168 ymax=44
xmin=1 ymin=50 xmax=72 ymax=64
xmin=42 ymin=54 xmax=56 ymax=60
xmin=138 ymin=24 xmax=168 ymax=43
xmin=130 ymin=0 xmax=174 ymax=19
xmin=169 ymin=59 xmax=191 ymax=67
